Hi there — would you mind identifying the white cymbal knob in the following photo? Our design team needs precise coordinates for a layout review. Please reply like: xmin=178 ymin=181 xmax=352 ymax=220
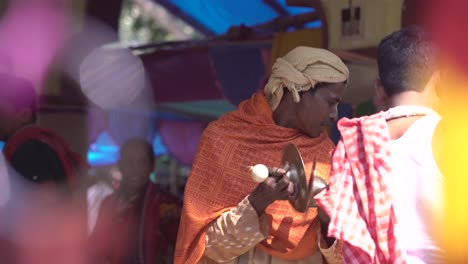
xmin=249 ymin=164 xmax=269 ymax=183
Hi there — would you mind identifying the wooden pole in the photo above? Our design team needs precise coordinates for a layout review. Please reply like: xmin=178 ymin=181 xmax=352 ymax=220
xmin=254 ymin=11 xmax=320 ymax=31
xmin=169 ymin=158 xmax=178 ymax=195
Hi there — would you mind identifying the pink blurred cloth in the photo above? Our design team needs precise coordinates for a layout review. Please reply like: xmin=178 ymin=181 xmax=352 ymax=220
xmin=0 ymin=0 xmax=70 ymax=89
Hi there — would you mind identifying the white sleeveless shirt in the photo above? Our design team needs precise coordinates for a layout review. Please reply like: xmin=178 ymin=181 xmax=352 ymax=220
xmin=389 ymin=113 xmax=445 ymax=263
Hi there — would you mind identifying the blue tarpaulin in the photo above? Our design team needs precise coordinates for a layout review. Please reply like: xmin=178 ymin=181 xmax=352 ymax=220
xmin=87 ymin=131 xmax=169 ymax=166
xmin=155 ymin=0 xmax=320 ymax=35
xmin=91 ymin=0 xmax=324 ymax=165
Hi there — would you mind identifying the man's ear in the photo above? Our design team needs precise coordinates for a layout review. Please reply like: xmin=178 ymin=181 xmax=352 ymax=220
xmin=425 ymin=71 xmax=442 ymax=110
xmin=373 ymin=78 xmax=388 ymax=109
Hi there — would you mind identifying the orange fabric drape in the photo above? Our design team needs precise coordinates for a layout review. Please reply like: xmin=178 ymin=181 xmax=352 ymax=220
xmin=174 ymin=91 xmax=335 ymax=263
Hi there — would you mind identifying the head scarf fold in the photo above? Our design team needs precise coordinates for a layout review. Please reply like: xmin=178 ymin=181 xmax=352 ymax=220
xmin=264 ymin=46 xmax=349 ymax=110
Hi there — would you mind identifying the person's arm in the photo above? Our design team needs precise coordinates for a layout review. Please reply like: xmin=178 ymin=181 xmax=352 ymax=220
xmin=312 ymin=177 xmax=336 ymax=247
xmin=203 ymin=197 xmax=269 ymax=263
xmin=316 ymin=202 xmax=337 ymax=248
xmin=317 ymin=229 xmax=342 ymax=264
xmin=204 ymin=167 xmax=293 ymax=263
xmin=313 ymin=177 xmax=341 ymax=263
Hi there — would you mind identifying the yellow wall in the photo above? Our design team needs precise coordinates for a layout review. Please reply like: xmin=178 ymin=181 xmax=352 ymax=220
xmin=322 ymin=0 xmax=404 ymax=50
xmin=270 ymin=28 xmax=323 ymax=67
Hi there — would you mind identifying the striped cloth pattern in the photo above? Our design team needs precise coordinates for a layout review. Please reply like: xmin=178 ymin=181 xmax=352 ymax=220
xmin=315 ymin=112 xmax=407 ymax=263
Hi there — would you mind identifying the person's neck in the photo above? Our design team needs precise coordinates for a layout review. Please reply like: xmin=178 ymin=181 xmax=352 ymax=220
xmin=385 ymin=91 xmax=438 ymax=140
xmin=273 ymin=111 xmax=297 ymax=129
xmin=272 ymin=93 xmax=299 ymax=129
xmin=387 ymin=91 xmax=434 ymax=109
xmin=119 ymin=186 xmax=145 ymax=201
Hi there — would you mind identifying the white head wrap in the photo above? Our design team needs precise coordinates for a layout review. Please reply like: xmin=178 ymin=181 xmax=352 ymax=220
xmin=264 ymin=46 xmax=349 ymax=110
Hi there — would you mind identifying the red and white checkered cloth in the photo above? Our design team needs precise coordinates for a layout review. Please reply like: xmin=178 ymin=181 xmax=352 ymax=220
xmin=315 ymin=112 xmax=407 ymax=263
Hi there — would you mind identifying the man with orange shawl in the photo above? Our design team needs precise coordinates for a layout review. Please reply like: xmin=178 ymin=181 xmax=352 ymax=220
xmin=175 ymin=46 xmax=349 ymax=264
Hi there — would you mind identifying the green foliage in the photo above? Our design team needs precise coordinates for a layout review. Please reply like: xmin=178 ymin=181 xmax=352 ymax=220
xmin=119 ymin=0 xmax=170 ymax=44
xmin=119 ymin=0 xmax=203 ymax=45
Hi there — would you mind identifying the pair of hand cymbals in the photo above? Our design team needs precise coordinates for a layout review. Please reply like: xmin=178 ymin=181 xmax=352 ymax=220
xmin=249 ymin=144 xmax=325 ymax=213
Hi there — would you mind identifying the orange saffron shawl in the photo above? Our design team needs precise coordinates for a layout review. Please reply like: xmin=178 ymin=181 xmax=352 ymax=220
xmin=174 ymin=91 xmax=334 ymax=263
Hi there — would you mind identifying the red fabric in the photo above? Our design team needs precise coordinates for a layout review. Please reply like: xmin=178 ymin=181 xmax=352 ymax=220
xmin=3 ymin=126 xmax=86 ymax=188
xmin=315 ymin=113 xmax=407 ymax=263
xmin=89 ymin=184 xmax=182 ymax=263
xmin=144 ymin=184 xmax=182 ymax=263
xmin=1 ymin=126 xmax=88 ymax=263
xmin=89 ymin=193 xmax=141 ymax=263
xmin=424 ymin=0 xmax=468 ymax=83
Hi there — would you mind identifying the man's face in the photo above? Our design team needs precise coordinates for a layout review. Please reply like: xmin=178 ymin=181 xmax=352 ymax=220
xmin=295 ymin=82 xmax=346 ymax=138
xmin=118 ymin=145 xmax=153 ymax=191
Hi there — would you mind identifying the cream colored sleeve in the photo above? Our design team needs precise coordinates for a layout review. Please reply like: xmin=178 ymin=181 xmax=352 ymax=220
xmin=203 ymin=196 xmax=269 ymax=263
xmin=317 ymin=229 xmax=343 ymax=264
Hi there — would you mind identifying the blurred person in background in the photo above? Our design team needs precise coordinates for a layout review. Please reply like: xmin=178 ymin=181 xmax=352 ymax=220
xmin=0 ymin=72 xmax=88 ymax=263
xmin=0 ymin=71 xmax=85 ymax=190
xmin=89 ymin=137 xmax=182 ymax=263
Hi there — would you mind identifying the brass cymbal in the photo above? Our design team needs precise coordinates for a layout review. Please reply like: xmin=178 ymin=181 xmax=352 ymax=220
xmin=281 ymin=143 xmax=312 ymax=213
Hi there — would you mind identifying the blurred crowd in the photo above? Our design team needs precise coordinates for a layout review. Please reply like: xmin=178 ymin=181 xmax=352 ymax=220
xmin=0 ymin=73 xmax=181 ymax=263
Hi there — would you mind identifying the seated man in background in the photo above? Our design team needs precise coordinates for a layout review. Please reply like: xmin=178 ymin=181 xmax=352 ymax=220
xmin=89 ymin=138 xmax=182 ymax=264
xmin=175 ymin=46 xmax=349 ymax=264
xmin=316 ymin=26 xmax=445 ymax=263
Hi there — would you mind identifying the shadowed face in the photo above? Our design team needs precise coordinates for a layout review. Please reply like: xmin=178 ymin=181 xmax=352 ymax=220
xmin=118 ymin=141 xmax=153 ymax=192
xmin=294 ymin=82 xmax=346 ymax=137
